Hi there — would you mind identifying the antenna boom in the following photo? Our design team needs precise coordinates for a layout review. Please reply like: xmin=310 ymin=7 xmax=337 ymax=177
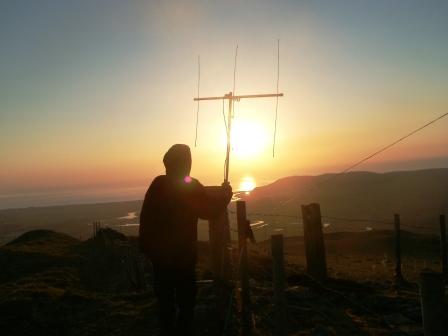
xmin=194 ymin=93 xmax=283 ymax=101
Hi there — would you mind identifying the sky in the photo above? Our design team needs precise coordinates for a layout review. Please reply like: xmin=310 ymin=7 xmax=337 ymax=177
xmin=1 ymin=0 xmax=448 ymax=209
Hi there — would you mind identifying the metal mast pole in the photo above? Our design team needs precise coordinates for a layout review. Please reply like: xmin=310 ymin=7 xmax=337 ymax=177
xmin=224 ymin=92 xmax=233 ymax=183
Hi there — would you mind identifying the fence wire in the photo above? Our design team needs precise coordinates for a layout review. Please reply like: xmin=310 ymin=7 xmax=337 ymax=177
xmin=228 ymin=209 xmax=439 ymax=233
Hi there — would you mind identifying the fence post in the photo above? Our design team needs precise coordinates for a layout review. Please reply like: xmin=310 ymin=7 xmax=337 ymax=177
xmin=236 ymin=200 xmax=252 ymax=335
xmin=301 ymin=203 xmax=327 ymax=281
xmin=271 ymin=233 xmax=287 ymax=336
xmin=209 ymin=211 xmax=230 ymax=279
xmin=394 ymin=214 xmax=403 ymax=281
xmin=93 ymin=221 xmax=97 ymax=238
xmin=440 ymin=215 xmax=447 ymax=282
xmin=206 ymin=187 xmax=232 ymax=333
xmin=420 ymin=271 xmax=445 ymax=336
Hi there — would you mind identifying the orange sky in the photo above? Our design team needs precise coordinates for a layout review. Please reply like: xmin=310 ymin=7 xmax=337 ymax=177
xmin=1 ymin=1 xmax=448 ymax=208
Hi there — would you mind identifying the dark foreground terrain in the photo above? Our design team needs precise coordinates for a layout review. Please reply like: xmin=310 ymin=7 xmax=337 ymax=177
xmin=0 ymin=228 xmax=446 ymax=335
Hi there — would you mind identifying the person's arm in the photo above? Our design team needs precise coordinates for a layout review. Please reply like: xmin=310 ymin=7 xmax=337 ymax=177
xmin=191 ymin=181 xmax=232 ymax=220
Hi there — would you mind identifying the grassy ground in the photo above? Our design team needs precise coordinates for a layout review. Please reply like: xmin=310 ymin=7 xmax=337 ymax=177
xmin=0 ymin=229 xmax=446 ymax=335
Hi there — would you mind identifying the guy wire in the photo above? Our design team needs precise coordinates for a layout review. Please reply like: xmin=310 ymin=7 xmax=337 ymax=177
xmin=337 ymin=110 xmax=448 ymax=175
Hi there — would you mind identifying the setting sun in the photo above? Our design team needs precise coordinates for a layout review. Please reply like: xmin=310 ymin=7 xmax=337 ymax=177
xmin=230 ymin=119 xmax=268 ymax=158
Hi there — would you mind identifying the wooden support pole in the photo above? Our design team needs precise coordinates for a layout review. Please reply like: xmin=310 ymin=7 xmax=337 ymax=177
xmin=206 ymin=187 xmax=232 ymax=279
xmin=206 ymin=186 xmax=232 ymax=333
xmin=209 ymin=212 xmax=231 ymax=279
xmin=420 ymin=272 xmax=445 ymax=336
xmin=271 ymin=233 xmax=287 ymax=336
xmin=440 ymin=215 xmax=447 ymax=281
xmin=236 ymin=200 xmax=252 ymax=335
xmin=394 ymin=214 xmax=403 ymax=280
xmin=301 ymin=203 xmax=327 ymax=281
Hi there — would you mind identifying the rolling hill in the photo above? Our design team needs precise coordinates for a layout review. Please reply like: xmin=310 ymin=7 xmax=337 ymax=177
xmin=242 ymin=168 xmax=448 ymax=233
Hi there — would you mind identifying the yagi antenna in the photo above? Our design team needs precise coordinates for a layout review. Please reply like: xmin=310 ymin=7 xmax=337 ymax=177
xmin=194 ymin=42 xmax=284 ymax=184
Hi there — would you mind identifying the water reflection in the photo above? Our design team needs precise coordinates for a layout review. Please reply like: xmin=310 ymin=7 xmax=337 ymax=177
xmin=238 ymin=176 xmax=256 ymax=193
xmin=118 ymin=212 xmax=137 ymax=220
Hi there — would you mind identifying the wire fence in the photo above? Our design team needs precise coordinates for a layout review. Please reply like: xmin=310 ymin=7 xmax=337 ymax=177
xmin=220 ymin=202 xmax=447 ymax=335
xmin=228 ymin=209 xmax=440 ymax=237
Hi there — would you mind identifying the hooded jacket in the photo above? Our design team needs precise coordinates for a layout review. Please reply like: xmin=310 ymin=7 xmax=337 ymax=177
xmin=139 ymin=144 xmax=230 ymax=268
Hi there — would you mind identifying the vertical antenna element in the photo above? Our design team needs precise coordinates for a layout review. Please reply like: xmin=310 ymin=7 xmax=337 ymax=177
xmin=194 ymin=55 xmax=200 ymax=147
xmin=231 ymin=44 xmax=239 ymax=121
xmin=233 ymin=45 xmax=238 ymax=95
xmin=223 ymin=44 xmax=239 ymax=182
xmin=272 ymin=39 xmax=280 ymax=158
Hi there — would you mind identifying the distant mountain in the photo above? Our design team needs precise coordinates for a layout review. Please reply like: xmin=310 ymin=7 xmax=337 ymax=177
xmin=241 ymin=168 xmax=448 ymax=233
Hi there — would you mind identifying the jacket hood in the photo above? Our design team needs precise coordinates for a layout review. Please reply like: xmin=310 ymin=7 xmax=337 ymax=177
xmin=163 ymin=144 xmax=192 ymax=177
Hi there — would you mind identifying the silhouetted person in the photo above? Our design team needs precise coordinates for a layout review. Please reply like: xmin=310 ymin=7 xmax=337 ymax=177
xmin=139 ymin=144 xmax=232 ymax=336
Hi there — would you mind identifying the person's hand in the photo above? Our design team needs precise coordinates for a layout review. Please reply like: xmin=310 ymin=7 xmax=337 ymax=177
xmin=221 ymin=182 xmax=233 ymax=203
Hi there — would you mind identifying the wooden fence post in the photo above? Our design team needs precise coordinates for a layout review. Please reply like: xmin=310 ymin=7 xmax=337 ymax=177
xmin=271 ymin=233 xmax=287 ymax=336
xmin=93 ymin=221 xmax=98 ymax=238
xmin=420 ymin=271 xmax=445 ymax=336
xmin=236 ymin=200 xmax=252 ymax=335
xmin=394 ymin=214 xmax=403 ymax=281
xmin=301 ymin=203 xmax=327 ymax=281
xmin=206 ymin=186 xmax=232 ymax=333
xmin=440 ymin=215 xmax=447 ymax=281
xmin=209 ymin=210 xmax=231 ymax=279
xmin=206 ymin=187 xmax=232 ymax=280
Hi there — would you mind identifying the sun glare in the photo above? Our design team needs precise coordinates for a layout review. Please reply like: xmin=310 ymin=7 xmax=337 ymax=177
xmin=230 ymin=120 xmax=268 ymax=158
xmin=239 ymin=176 xmax=256 ymax=192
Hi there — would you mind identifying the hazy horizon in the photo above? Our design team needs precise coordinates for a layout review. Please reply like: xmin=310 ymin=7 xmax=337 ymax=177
xmin=2 ymin=164 xmax=447 ymax=210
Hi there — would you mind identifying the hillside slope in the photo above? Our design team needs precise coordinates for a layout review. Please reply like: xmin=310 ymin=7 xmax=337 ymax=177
xmin=242 ymin=168 xmax=448 ymax=232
